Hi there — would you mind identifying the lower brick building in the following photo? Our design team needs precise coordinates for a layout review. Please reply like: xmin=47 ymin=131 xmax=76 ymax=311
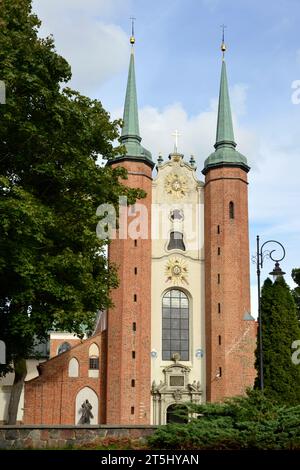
xmin=23 ymin=34 xmax=257 ymax=425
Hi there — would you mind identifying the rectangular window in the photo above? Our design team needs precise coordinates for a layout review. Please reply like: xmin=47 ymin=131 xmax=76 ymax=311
xmin=218 ymin=273 xmax=220 ymax=284
xmin=134 ymin=240 xmax=137 ymax=247
xmin=89 ymin=357 xmax=99 ymax=370
xmin=134 ymin=267 xmax=137 ymax=275
xmin=218 ymin=247 xmax=221 ymax=255
xmin=133 ymin=322 xmax=136 ymax=332
xmin=217 ymin=225 xmax=220 ymax=234
xmin=134 ymin=294 xmax=137 ymax=302
xmin=218 ymin=335 xmax=221 ymax=345
xmin=131 ymin=406 xmax=134 ymax=415
xmin=219 ymin=367 xmax=222 ymax=377
xmin=132 ymin=351 xmax=136 ymax=359
xmin=218 ymin=303 xmax=221 ymax=313
xmin=131 ymin=379 xmax=135 ymax=387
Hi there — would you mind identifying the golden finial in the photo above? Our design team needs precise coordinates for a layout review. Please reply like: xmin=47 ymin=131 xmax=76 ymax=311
xmin=220 ymin=24 xmax=227 ymax=58
xmin=130 ymin=16 xmax=136 ymax=45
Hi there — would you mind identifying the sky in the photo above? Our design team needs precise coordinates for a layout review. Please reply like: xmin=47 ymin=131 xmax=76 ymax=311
xmin=32 ymin=0 xmax=300 ymax=317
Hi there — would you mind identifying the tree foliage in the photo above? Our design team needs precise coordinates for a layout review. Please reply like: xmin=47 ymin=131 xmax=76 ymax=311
xmin=148 ymin=390 xmax=300 ymax=450
xmin=254 ymin=277 xmax=300 ymax=405
xmin=0 ymin=0 xmax=143 ymax=389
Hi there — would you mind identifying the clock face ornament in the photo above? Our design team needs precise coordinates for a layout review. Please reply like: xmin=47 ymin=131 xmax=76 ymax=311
xmin=165 ymin=173 xmax=188 ymax=199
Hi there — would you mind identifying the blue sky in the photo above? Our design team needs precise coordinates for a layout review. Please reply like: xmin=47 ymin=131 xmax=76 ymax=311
xmin=32 ymin=0 xmax=300 ymax=316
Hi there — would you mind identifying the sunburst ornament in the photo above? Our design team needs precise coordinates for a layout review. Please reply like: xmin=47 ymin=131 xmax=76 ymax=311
xmin=165 ymin=257 xmax=188 ymax=285
xmin=164 ymin=173 xmax=188 ymax=199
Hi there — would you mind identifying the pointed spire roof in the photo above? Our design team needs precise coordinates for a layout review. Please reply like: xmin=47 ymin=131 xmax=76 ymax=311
xmin=215 ymin=60 xmax=235 ymax=147
xmin=202 ymin=49 xmax=249 ymax=175
xmin=121 ymin=49 xmax=140 ymax=141
xmin=113 ymin=32 xmax=153 ymax=168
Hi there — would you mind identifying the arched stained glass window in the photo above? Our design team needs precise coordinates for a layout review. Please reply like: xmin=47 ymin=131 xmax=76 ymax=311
xmin=162 ymin=290 xmax=189 ymax=361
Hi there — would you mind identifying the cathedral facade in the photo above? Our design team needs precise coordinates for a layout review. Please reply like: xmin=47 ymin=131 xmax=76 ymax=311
xmin=23 ymin=36 xmax=256 ymax=426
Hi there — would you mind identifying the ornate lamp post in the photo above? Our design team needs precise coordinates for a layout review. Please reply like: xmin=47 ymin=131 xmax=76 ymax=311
xmin=255 ymin=236 xmax=286 ymax=391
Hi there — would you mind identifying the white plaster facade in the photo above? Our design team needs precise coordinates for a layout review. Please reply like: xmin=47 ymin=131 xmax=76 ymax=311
xmin=150 ymin=153 xmax=206 ymax=424
xmin=0 ymin=359 xmax=42 ymax=423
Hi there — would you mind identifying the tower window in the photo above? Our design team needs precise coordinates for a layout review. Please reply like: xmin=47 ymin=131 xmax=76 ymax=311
xmin=229 ymin=201 xmax=235 ymax=219
xmin=132 ymin=322 xmax=136 ymax=331
xmin=134 ymin=239 xmax=137 ymax=247
xmin=167 ymin=231 xmax=186 ymax=251
xmin=218 ymin=273 xmax=220 ymax=284
xmin=131 ymin=407 xmax=135 ymax=415
xmin=134 ymin=294 xmax=137 ymax=302
xmin=218 ymin=303 xmax=221 ymax=314
xmin=134 ymin=267 xmax=137 ymax=275
xmin=218 ymin=247 xmax=221 ymax=255
xmin=131 ymin=379 xmax=135 ymax=387
xmin=132 ymin=351 xmax=136 ymax=359
xmin=217 ymin=225 xmax=220 ymax=234
xmin=218 ymin=335 xmax=221 ymax=345
xmin=162 ymin=289 xmax=189 ymax=361
xmin=218 ymin=367 xmax=222 ymax=377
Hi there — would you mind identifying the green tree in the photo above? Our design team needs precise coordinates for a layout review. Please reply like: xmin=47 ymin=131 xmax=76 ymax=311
xmin=0 ymin=0 xmax=143 ymax=423
xmin=292 ymin=269 xmax=300 ymax=321
xmin=255 ymin=277 xmax=300 ymax=405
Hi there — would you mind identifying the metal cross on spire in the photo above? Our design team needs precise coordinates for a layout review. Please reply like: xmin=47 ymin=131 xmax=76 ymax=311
xmin=172 ymin=130 xmax=181 ymax=153
xmin=220 ymin=24 xmax=227 ymax=58
xmin=130 ymin=16 xmax=136 ymax=45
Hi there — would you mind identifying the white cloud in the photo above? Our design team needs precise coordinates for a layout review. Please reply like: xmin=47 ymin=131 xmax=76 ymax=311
xmin=32 ymin=0 xmax=131 ymax=93
xmin=138 ymin=85 xmax=257 ymax=170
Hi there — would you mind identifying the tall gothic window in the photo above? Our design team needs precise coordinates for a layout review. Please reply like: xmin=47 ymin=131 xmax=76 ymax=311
xmin=162 ymin=290 xmax=189 ymax=361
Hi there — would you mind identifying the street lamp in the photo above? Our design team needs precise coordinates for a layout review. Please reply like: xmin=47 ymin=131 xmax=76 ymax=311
xmin=255 ymin=236 xmax=286 ymax=391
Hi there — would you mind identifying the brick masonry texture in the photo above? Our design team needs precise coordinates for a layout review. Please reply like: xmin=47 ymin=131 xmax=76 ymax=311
xmin=204 ymin=166 xmax=257 ymax=401
xmin=24 ymin=333 xmax=107 ymax=425
xmin=106 ymin=160 xmax=153 ymax=425
xmin=0 ymin=425 xmax=156 ymax=449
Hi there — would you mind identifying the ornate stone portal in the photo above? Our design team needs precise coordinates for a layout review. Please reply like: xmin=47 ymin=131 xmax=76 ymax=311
xmin=151 ymin=361 xmax=202 ymax=424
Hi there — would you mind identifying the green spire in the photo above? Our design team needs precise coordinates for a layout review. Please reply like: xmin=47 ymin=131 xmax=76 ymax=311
xmin=202 ymin=56 xmax=249 ymax=175
xmin=116 ymin=36 xmax=153 ymax=167
xmin=215 ymin=60 xmax=235 ymax=147
xmin=121 ymin=49 xmax=140 ymax=141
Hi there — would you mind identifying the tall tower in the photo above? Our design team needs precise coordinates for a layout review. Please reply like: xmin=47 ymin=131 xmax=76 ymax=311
xmin=202 ymin=40 xmax=256 ymax=401
xmin=106 ymin=32 xmax=154 ymax=424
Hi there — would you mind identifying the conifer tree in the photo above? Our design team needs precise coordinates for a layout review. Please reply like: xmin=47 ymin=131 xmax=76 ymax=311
xmin=255 ymin=277 xmax=300 ymax=405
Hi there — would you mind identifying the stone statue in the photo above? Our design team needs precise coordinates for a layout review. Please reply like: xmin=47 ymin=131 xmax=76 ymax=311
xmin=78 ymin=399 xmax=93 ymax=425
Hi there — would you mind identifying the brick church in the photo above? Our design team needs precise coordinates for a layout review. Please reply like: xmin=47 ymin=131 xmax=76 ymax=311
xmin=24 ymin=33 xmax=256 ymax=426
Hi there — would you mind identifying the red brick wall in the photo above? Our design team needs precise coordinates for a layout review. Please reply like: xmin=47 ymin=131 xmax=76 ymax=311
xmin=24 ymin=333 xmax=106 ymax=425
xmin=106 ymin=160 xmax=152 ymax=424
xmin=204 ymin=166 xmax=256 ymax=401
xmin=50 ymin=338 xmax=81 ymax=358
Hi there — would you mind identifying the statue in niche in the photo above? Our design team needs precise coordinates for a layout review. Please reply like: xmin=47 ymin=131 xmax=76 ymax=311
xmin=78 ymin=399 xmax=93 ymax=425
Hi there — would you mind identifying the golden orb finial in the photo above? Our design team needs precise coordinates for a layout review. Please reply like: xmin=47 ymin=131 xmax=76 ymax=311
xmin=130 ymin=16 xmax=136 ymax=46
xmin=220 ymin=24 xmax=227 ymax=58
